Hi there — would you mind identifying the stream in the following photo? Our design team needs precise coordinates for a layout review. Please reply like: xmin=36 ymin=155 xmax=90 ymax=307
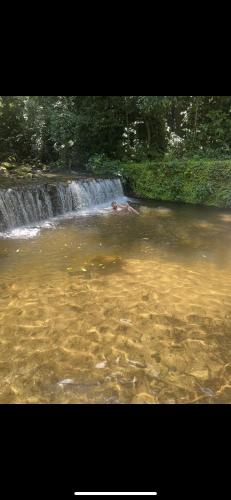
xmin=1 ymin=178 xmax=231 ymax=403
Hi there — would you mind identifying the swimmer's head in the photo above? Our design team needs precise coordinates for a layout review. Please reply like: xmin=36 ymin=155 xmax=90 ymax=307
xmin=111 ymin=201 xmax=117 ymax=210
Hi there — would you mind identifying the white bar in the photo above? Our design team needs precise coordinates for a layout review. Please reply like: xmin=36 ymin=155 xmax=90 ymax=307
xmin=74 ymin=494 xmax=157 ymax=496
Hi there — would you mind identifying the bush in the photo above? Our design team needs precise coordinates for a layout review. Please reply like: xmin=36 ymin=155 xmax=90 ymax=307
xmin=122 ymin=157 xmax=231 ymax=207
xmin=86 ymin=154 xmax=122 ymax=176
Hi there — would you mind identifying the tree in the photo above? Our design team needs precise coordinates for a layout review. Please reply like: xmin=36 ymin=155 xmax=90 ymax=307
xmin=0 ymin=96 xmax=30 ymax=160
xmin=1 ymin=96 xmax=231 ymax=167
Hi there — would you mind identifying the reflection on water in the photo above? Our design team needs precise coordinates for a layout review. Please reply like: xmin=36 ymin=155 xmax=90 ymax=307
xmin=1 ymin=200 xmax=231 ymax=403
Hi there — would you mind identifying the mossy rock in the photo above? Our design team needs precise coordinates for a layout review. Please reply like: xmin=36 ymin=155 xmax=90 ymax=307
xmin=1 ymin=162 xmax=12 ymax=169
xmin=4 ymin=164 xmax=16 ymax=171
xmin=0 ymin=166 xmax=9 ymax=177
xmin=18 ymin=166 xmax=32 ymax=174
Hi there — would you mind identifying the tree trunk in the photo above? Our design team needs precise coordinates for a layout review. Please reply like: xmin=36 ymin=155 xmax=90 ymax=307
xmin=145 ymin=120 xmax=151 ymax=149
xmin=124 ymin=97 xmax=130 ymax=148
xmin=193 ymin=96 xmax=200 ymax=142
xmin=124 ymin=97 xmax=129 ymax=130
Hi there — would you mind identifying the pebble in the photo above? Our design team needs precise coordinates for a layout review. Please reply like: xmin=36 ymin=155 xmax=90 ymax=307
xmin=128 ymin=359 xmax=146 ymax=369
xmin=198 ymin=385 xmax=214 ymax=397
xmin=119 ymin=318 xmax=133 ymax=325
xmin=57 ymin=378 xmax=74 ymax=386
xmin=95 ymin=361 xmax=107 ymax=369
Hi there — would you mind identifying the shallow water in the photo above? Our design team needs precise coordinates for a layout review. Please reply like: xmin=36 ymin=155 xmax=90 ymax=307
xmin=1 ymin=199 xmax=231 ymax=403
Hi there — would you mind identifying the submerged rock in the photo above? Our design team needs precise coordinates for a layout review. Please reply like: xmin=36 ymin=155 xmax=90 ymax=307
xmin=57 ymin=378 xmax=74 ymax=386
xmin=128 ymin=359 xmax=147 ymax=369
xmin=119 ymin=318 xmax=132 ymax=326
xmin=198 ymin=385 xmax=215 ymax=397
xmin=190 ymin=369 xmax=209 ymax=380
xmin=95 ymin=361 xmax=107 ymax=369
xmin=132 ymin=392 xmax=156 ymax=404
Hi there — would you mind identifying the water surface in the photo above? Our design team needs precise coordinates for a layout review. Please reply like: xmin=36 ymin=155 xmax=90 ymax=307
xmin=1 ymin=200 xmax=231 ymax=403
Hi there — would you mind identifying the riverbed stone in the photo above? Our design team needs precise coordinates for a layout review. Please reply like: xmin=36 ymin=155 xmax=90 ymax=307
xmin=190 ymin=368 xmax=209 ymax=380
xmin=0 ymin=166 xmax=9 ymax=177
xmin=132 ymin=392 xmax=156 ymax=403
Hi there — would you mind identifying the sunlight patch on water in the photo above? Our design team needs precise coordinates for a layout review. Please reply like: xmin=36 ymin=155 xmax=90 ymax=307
xmin=218 ymin=213 xmax=231 ymax=222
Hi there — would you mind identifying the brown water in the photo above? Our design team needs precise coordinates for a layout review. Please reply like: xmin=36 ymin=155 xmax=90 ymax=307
xmin=1 ymin=200 xmax=231 ymax=403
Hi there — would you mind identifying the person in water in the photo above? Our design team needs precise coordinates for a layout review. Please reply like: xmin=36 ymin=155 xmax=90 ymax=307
xmin=111 ymin=201 xmax=139 ymax=214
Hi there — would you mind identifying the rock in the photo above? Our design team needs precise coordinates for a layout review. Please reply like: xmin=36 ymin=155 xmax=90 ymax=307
xmin=19 ymin=166 xmax=32 ymax=174
xmin=198 ymin=386 xmax=214 ymax=397
xmin=190 ymin=369 xmax=209 ymax=380
xmin=47 ymin=183 xmax=63 ymax=214
xmin=95 ymin=361 xmax=107 ymax=369
xmin=119 ymin=318 xmax=133 ymax=326
xmin=1 ymin=162 xmax=11 ymax=169
xmin=151 ymin=352 xmax=161 ymax=363
xmin=128 ymin=359 xmax=147 ymax=368
xmin=0 ymin=166 xmax=9 ymax=177
xmin=57 ymin=378 xmax=74 ymax=386
xmin=132 ymin=392 xmax=156 ymax=404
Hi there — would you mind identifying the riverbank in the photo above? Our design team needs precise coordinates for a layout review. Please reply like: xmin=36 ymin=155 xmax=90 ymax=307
xmin=0 ymin=161 xmax=112 ymax=189
xmin=0 ymin=161 xmax=60 ymax=188
xmin=0 ymin=159 xmax=124 ymax=190
xmin=121 ymin=158 xmax=231 ymax=208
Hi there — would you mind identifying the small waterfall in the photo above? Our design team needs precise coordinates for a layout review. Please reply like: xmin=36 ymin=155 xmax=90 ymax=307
xmin=0 ymin=178 xmax=124 ymax=232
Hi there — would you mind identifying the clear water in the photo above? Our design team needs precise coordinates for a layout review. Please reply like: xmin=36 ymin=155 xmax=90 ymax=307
xmin=1 ymin=199 xmax=231 ymax=403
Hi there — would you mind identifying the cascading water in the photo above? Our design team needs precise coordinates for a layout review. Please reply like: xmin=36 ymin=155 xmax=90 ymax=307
xmin=0 ymin=178 xmax=124 ymax=233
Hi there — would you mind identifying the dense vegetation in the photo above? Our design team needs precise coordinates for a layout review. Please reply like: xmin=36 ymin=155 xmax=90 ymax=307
xmin=1 ymin=96 xmax=231 ymax=206
xmin=121 ymin=159 xmax=231 ymax=207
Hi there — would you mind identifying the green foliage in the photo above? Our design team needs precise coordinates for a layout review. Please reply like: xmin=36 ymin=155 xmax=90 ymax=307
xmin=86 ymin=154 xmax=122 ymax=176
xmin=1 ymin=95 xmax=231 ymax=188
xmin=0 ymin=96 xmax=31 ymax=161
xmin=122 ymin=158 xmax=231 ymax=207
xmin=166 ymin=96 xmax=231 ymax=156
